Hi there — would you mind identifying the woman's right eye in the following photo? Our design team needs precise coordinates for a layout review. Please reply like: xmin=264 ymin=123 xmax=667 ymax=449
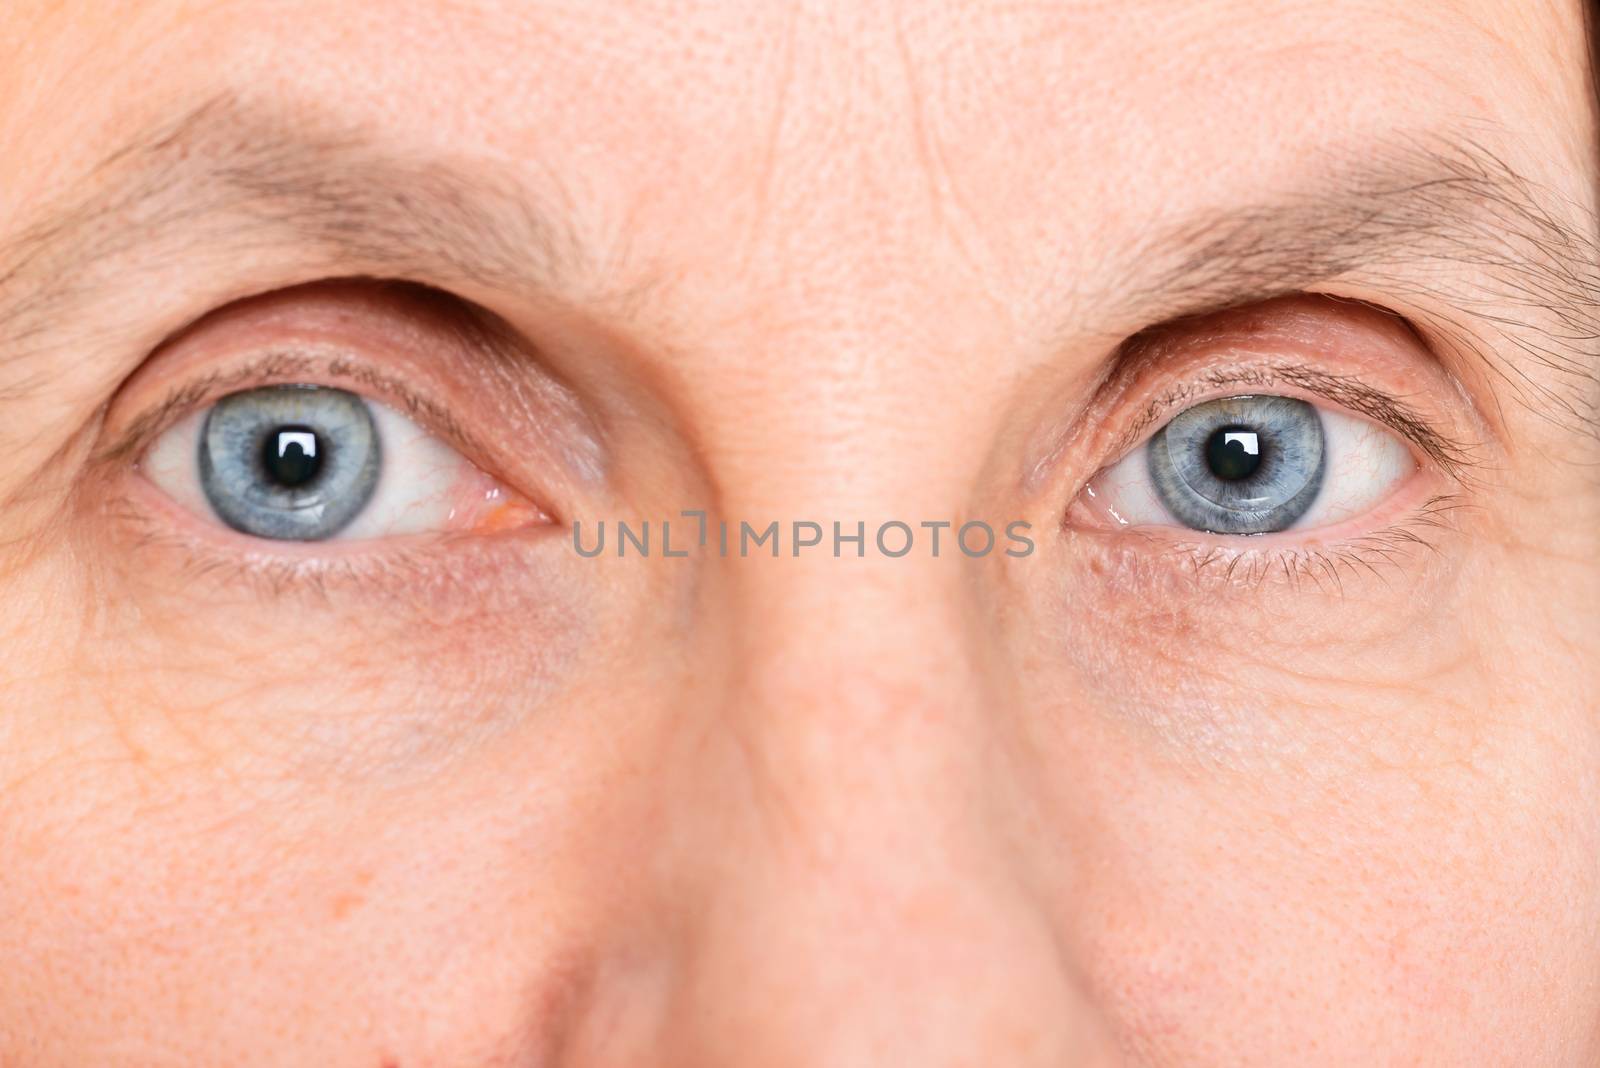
xmin=142 ymin=383 xmax=543 ymax=543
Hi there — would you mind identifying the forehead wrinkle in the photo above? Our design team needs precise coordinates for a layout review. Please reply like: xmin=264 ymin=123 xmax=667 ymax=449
xmin=1094 ymin=132 xmax=1600 ymax=445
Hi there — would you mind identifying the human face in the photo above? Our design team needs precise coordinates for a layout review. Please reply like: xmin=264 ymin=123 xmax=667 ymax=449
xmin=1 ymin=2 xmax=1597 ymax=1063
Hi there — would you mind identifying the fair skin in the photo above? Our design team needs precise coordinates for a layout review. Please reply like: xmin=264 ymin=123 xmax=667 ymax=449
xmin=1 ymin=1 xmax=1597 ymax=1063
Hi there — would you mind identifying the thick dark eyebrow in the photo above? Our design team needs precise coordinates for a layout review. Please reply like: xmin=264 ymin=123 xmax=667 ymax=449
xmin=1100 ymin=134 xmax=1600 ymax=443
xmin=0 ymin=93 xmax=590 ymax=382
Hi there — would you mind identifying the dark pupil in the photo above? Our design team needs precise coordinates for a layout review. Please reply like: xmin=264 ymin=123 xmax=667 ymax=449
xmin=262 ymin=425 xmax=323 ymax=487
xmin=1204 ymin=425 xmax=1263 ymax=481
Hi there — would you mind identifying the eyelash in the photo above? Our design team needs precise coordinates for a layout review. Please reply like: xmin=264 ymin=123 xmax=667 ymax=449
xmin=106 ymin=485 xmax=551 ymax=604
xmin=1106 ymin=493 xmax=1470 ymax=595
xmin=89 ymin=348 xmax=566 ymax=597
xmin=99 ymin=306 xmax=1475 ymax=598
xmin=1110 ymin=365 xmax=1481 ymax=478
xmin=1065 ymin=362 xmax=1480 ymax=591
xmin=98 ymin=350 xmax=491 ymax=482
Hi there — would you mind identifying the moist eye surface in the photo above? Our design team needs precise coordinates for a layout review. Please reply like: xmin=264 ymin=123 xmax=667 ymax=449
xmin=199 ymin=385 xmax=382 ymax=540
xmin=1148 ymin=394 xmax=1326 ymax=534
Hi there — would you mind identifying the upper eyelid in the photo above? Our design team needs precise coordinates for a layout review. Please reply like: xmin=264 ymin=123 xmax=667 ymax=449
xmin=104 ymin=349 xmax=582 ymax=533
xmin=1102 ymin=364 xmax=1482 ymax=477
xmin=86 ymin=277 xmax=618 ymax=510
xmin=95 ymin=350 xmax=483 ymax=471
xmin=96 ymin=352 xmax=315 ymax=465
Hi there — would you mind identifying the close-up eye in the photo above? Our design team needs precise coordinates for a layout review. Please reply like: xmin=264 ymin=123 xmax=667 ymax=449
xmin=142 ymin=382 xmax=540 ymax=543
xmin=1077 ymin=393 xmax=1416 ymax=535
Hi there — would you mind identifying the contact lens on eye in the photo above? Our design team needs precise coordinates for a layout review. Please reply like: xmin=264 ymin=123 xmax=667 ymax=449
xmin=198 ymin=385 xmax=382 ymax=541
xmin=1148 ymin=395 xmax=1325 ymax=534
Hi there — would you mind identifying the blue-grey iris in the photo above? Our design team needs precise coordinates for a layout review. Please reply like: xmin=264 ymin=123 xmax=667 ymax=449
xmin=199 ymin=385 xmax=381 ymax=541
xmin=1147 ymin=394 xmax=1325 ymax=534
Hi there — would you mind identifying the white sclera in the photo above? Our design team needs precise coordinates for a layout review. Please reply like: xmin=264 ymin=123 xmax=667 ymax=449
xmin=142 ymin=397 xmax=476 ymax=541
xmin=1086 ymin=406 xmax=1415 ymax=532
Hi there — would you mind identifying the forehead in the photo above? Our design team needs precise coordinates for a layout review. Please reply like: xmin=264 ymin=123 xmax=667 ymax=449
xmin=0 ymin=1 xmax=1586 ymax=345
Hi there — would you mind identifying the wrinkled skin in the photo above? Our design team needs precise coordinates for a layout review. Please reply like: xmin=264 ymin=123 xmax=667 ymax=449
xmin=1 ymin=2 xmax=1598 ymax=1065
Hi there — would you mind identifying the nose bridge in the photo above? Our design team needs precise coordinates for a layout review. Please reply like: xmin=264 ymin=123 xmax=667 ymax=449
xmin=645 ymin=559 xmax=1118 ymax=1066
xmin=617 ymin=98 xmax=1116 ymax=1047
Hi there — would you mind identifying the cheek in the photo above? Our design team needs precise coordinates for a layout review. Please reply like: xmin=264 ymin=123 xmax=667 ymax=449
xmin=0 ymin=730 xmax=642 ymax=1060
xmin=0 ymin=541 xmax=685 ymax=1059
xmin=1021 ymin=525 xmax=1483 ymax=765
xmin=1004 ymin=531 xmax=1600 ymax=1058
xmin=1011 ymin=658 xmax=1600 ymax=1061
xmin=58 ymin=524 xmax=605 ymax=781
xmin=1121 ymin=748 xmax=1595 ymax=1058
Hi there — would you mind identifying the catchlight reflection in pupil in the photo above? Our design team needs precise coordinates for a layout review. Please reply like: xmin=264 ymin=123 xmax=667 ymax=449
xmin=263 ymin=425 xmax=323 ymax=487
xmin=199 ymin=385 xmax=381 ymax=540
xmin=1205 ymin=425 xmax=1262 ymax=481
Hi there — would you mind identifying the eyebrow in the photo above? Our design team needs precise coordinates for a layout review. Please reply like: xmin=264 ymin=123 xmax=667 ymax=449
xmin=1 ymin=95 xmax=1596 ymax=443
xmin=0 ymin=92 xmax=590 ymax=383
xmin=1099 ymin=134 xmax=1600 ymax=442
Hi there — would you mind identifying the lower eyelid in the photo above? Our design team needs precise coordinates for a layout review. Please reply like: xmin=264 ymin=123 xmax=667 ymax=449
xmin=1074 ymin=463 xmax=1446 ymax=558
xmin=104 ymin=476 xmax=573 ymax=610
xmin=1062 ymin=499 xmax=1464 ymax=605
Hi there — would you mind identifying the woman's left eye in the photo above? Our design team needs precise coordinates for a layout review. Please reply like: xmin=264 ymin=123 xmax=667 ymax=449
xmin=1078 ymin=394 xmax=1416 ymax=535
xmin=142 ymin=384 xmax=539 ymax=542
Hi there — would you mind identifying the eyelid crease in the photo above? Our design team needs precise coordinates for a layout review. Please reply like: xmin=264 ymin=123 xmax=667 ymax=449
xmin=94 ymin=349 xmax=507 ymax=506
xmin=1106 ymin=362 xmax=1482 ymax=480
xmin=96 ymin=351 xmax=320 ymax=464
